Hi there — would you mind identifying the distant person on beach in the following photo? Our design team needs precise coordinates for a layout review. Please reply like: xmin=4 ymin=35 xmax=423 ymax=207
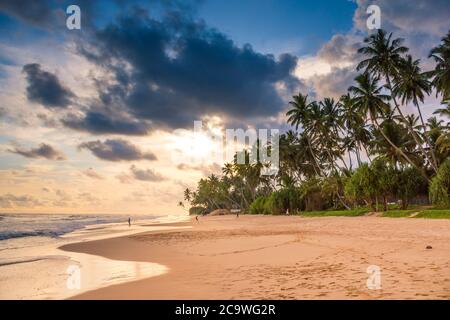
xmin=195 ymin=216 xmax=199 ymax=223
xmin=128 ymin=217 xmax=131 ymax=227
xmin=236 ymin=211 xmax=239 ymax=218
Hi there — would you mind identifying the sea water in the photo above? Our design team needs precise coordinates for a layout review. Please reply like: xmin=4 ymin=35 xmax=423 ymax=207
xmin=0 ymin=213 xmax=189 ymax=299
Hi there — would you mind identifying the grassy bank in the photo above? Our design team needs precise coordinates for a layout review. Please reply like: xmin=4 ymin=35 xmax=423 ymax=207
xmin=298 ymin=208 xmax=369 ymax=217
xmin=293 ymin=208 xmax=450 ymax=219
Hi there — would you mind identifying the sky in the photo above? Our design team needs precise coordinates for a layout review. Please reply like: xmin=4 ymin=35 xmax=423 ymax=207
xmin=0 ymin=0 xmax=449 ymax=215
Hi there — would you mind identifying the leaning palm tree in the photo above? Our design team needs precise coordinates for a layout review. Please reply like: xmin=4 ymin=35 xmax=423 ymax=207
xmin=349 ymin=73 xmax=428 ymax=180
xmin=372 ymin=118 xmax=422 ymax=168
xmin=428 ymin=30 xmax=450 ymax=101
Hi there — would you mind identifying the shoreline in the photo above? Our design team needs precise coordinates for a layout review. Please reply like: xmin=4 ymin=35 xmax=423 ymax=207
xmin=0 ymin=215 xmax=190 ymax=300
xmin=62 ymin=215 xmax=450 ymax=299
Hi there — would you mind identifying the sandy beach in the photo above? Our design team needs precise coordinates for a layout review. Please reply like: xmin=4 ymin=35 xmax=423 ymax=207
xmin=61 ymin=215 xmax=450 ymax=300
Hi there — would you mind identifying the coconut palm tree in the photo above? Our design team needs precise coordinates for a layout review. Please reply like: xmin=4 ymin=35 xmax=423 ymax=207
xmin=358 ymin=30 xmax=434 ymax=174
xmin=340 ymin=93 xmax=373 ymax=165
xmin=286 ymin=94 xmax=324 ymax=175
xmin=428 ymin=31 xmax=450 ymax=101
xmin=286 ymin=93 xmax=312 ymax=130
xmin=349 ymin=73 xmax=428 ymax=180
xmin=393 ymin=55 xmax=438 ymax=171
xmin=372 ymin=118 xmax=421 ymax=168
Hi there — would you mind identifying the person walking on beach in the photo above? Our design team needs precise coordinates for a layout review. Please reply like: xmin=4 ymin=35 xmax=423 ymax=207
xmin=128 ymin=217 xmax=131 ymax=227
xmin=195 ymin=215 xmax=199 ymax=223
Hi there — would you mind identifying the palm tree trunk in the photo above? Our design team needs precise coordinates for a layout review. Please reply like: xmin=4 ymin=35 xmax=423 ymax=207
xmin=414 ymin=98 xmax=439 ymax=170
xmin=306 ymin=136 xmax=322 ymax=176
xmin=362 ymin=143 xmax=372 ymax=164
xmin=348 ymin=150 xmax=353 ymax=169
xmin=386 ymin=75 xmax=438 ymax=173
xmin=355 ymin=143 xmax=362 ymax=165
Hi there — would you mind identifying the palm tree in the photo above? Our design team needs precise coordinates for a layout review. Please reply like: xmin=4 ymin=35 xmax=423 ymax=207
xmin=357 ymin=29 xmax=408 ymax=85
xmin=286 ymin=94 xmax=323 ymax=175
xmin=358 ymin=30 xmax=434 ymax=174
xmin=319 ymin=97 xmax=348 ymax=171
xmin=372 ymin=118 xmax=422 ymax=168
xmin=349 ymin=73 xmax=428 ymax=180
xmin=340 ymin=93 xmax=372 ymax=165
xmin=286 ymin=93 xmax=312 ymax=130
xmin=428 ymin=31 xmax=450 ymax=101
xmin=393 ymin=55 xmax=438 ymax=172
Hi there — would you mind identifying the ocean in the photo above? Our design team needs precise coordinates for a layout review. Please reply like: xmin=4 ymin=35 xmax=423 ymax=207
xmin=0 ymin=213 xmax=190 ymax=299
xmin=0 ymin=213 xmax=162 ymax=241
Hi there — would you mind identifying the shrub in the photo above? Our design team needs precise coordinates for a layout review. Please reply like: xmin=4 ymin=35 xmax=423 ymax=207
xmin=189 ymin=206 xmax=207 ymax=215
xmin=430 ymin=158 xmax=450 ymax=207
xmin=249 ymin=196 xmax=268 ymax=214
xmin=263 ymin=187 xmax=303 ymax=214
xmin=395 ymin=166 xmax=427 ymax=209
xmin=345 ymin=164 xmax=378 ymax=210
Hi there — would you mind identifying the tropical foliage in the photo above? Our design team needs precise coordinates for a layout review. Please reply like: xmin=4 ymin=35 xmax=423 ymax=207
xmin=183 ymin=29 xmax=450 ymax=214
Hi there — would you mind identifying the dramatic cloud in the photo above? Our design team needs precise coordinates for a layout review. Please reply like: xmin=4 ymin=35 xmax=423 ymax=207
xmin=78 ymin=139 xmax=157 ymax=162
xmin=8 ymin=143 xmax=66 ymax=160
xmin=353 ymin=0 xmax=450 ymax=60
xmin=0 ymin=193 xmax=42 ymax=208
xmin=62 ymin=112 xmax=151 ymax=135
xmin=0 ymin=1 xmax=62 ymax=28
xmin=22 ymin=63 xmax=75 ymax=108
xmin=74 ymin=8 xmax=301 ymax=132
xmin=318 ymin=34 xmax=361 ymax=66
xmin=354 ymin=0 xmax=450 ymax=37
xmin=310 ymin=66 xmax=358 ymax=100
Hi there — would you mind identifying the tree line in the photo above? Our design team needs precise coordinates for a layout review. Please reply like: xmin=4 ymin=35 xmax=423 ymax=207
xmin=183 ymin=29 xmax=450 ymax=215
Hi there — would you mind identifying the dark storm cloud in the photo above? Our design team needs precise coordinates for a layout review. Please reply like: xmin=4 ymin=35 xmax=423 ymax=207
xmin=78 ymin=139 xmax=157 ymax=161
xmin=0 ymin=0 xmax=61 ymax=28
xmin=22 ymin=63 xmax=75 ymax=108
xmin=75 ymin=8 xmax=301 ymax=131
xmin=353 ymin=0 xmax=450 ymax=60
xmin=8 ymin=143 xmax=66 ymax=160
xmin=62 ymin=112 xmax=151 ymax=135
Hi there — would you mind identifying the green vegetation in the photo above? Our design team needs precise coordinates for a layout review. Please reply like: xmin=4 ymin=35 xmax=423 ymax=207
xmin=300 ymin=209 xmax=369 ymax=217
xmin=429 ymin=158 xmax=450 ymax=207
xmin=381 ymin=210 xmax=416 ymax=218
xmin=181 ymin=29 xmax=450 ymax=217
xmin=414 ymin=209 xmax=450 ymax=219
